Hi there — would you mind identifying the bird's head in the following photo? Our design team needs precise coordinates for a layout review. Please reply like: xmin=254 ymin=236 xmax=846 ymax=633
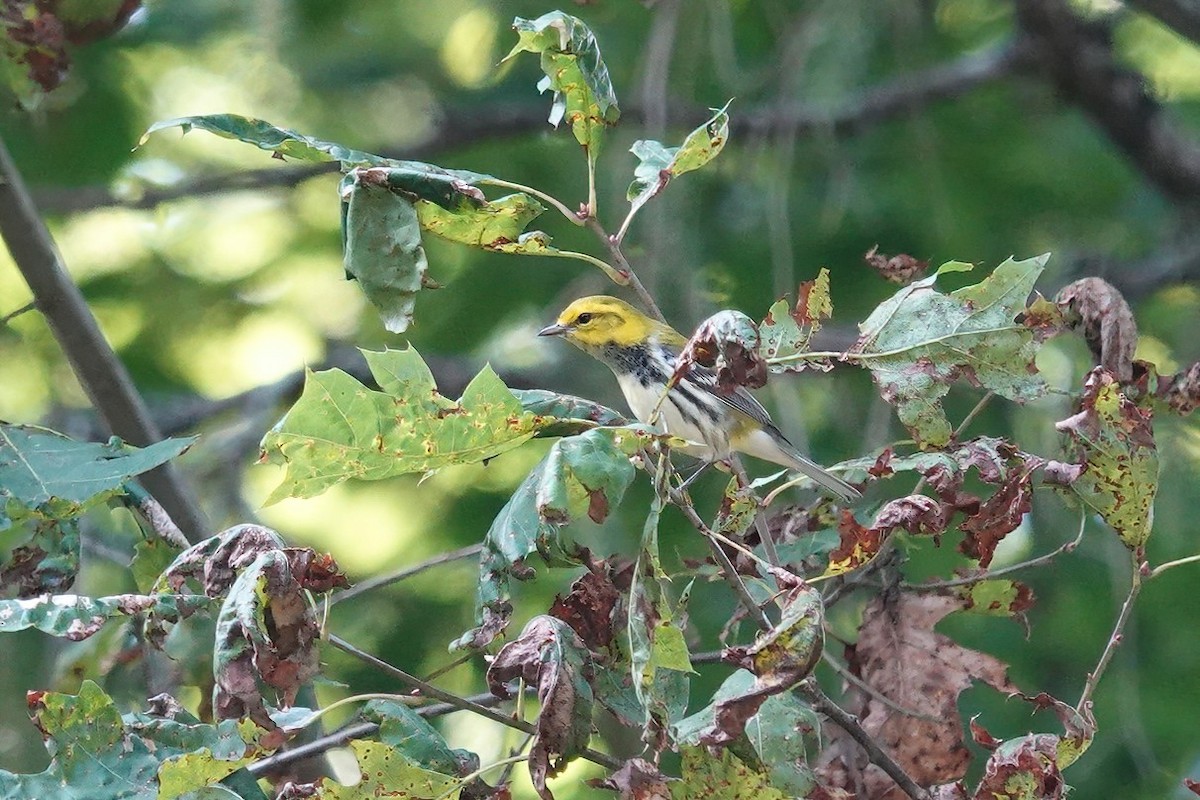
xmin=538 ymin=295 xmax=666 ymax=350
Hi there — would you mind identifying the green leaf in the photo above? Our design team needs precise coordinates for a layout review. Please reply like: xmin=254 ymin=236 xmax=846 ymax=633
xmin=1055 ymin=368 xmax=1158 ymax=550
xmin=310 ymin=740 xmax=460 ymax=799
xmin=627 ymin=103 xmax=730 ymax=215
xmin=671 ymin=746 xmax=785 ymax=800
xmin=505 ymin=11 xmax=620 ymax=158
xmin=0 ymin=424 xmax=193 ymax=529
xmin=0 ymin=681 xmax=262 ymax=800
xmin=141 ymin=114 xmax=391 ymax=167
xmin=453 ymin=426 xmax=648 ymax=650
xmin=417 ymin=192 xmax=546 ymax=248
xmin=0 ymin=592 xmax=211 ymax=641
xmin=260 ymin=347 xmax=537 ymax=503
xmin=361 ymin=699 xmax=476 ymax=777
xmin=512 ymin=389 xmax=628 ymax=437
xmin=339 ymin=169 xmax=431 ymax=334
xmin=955 ymin=579 xmax=1035 ymax=619
xmin=760 ymin=269 xmax=834 ymax=371
xmin=486 ymin=616 xmax=594 ymax=798
xmin=0 ymin=517 xmax=80 ymax=596
xmin=834 ymin=255 xmax=1051 ymax=446
xmin=131 ymin=539 xmax=183 ymax=595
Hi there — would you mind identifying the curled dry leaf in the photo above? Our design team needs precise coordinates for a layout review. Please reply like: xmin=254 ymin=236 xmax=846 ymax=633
xmin=864 ymin=245 xmax=930 ymax=285
xmin=1055 ymin=277 xmax=1137 ymax=382
xmin=487 ymin=616 xmax=595 ymax=800
xmin=1157 ymin=360 xmax=1200 ymax=415
xmin=677 ymin=310 xmax=768 ymax=392
xmin=819 ymin=591 xmax=1018 ymax=797
xmin=548 ymin=561 xmax=621 ymax=652
xmin=708 ymin=571 xmax=823 ymax=745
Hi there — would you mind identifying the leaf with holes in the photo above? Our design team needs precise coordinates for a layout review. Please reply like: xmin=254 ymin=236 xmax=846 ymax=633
xmin=1055 ymin=368 xmax=1158 ymax=551
xmin=505 ymin=11 xmax=620 ymax=159
xmin=843 ymin=255 xmax=1051 ymax=446
xmin=452 ymin=426 xmax=652 ymax=650
xmin=513 ymin=389 xmax=628 ymax=438
xmin=627 ymin=104 xmax=730 ymax=215
xmin=761 ymin=269 xmax=834 ymax=371
xmin=0 ymin=592 xmax=211 ymax=642
xmin=260 ymin=347 xmax=537 ymax=503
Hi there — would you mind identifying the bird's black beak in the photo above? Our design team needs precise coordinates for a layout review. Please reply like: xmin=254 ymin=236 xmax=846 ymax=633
xmin=537 ymin=323 xmax=568 ymax=337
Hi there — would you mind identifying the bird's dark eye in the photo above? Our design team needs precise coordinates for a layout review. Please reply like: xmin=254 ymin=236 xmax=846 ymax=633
xmin=576 ymin=313 xmax=593 ymax=325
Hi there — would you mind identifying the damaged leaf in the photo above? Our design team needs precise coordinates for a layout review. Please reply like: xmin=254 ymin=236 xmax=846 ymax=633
xmin=864 ymin=245 xmax=930 ymax=286
xmin=627 ymin=104 xmax=730 ymax=217
xmin=487 ymin=616 xmax=595 ymax=800
xmin=453 ymin=426 xmax=647 ymax=650
xmin=0 ymin=592 xmax=210 ymax=642
xmin=505 ymin=11 xmax=620 ymax=160
xmin=514 ymin=389 xmax=628 ymax=438
xmin=677 ymin=310 xmax=767 ymax=393
xmin=1055 ymin=368 xmax=1157 ymax=551
xmin=761 ymin=269 xmax=834 ymax=371
xmin=1055 ymin=277 xmax=1136 ymax=382
xmin=843 ymin=255 xmax=1052 ymax=446
xmin=260 ymin=347 xmax=537 ymax=503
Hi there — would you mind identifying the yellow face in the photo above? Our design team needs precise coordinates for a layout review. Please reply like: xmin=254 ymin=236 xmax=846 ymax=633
xmin=539 ymin=296 xmax=657 ymax=348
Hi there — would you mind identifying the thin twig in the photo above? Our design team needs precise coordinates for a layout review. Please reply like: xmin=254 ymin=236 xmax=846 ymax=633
xmin=331 ymin=544 xmax=483 ymax=605
xmin=904 ymin=510 xmax=1086 ymax=590
xmin=802 ymin=681 xmax=931 ymax=800
xmin=0 ymin=134 xmax=209 ymax=542
xmin=731 ymin=456 xmax=780 ymax=567
xmin=820 ymin=651 xmax=939 ymax=723
xmin=1076 ymin=558 xmax=1144 ymax=713
xmin=326 ymin=633 xmax=621 ymax=772
xmin=1 ymin=300 xmax=33 ymax=324
xmin=246 ymin=721 xmax=378 ymax=777
xmin=1149 ymin=553 xmax=1200 ymax=579
xmin=123 ymin=482 xmax=191 ymax=549
xmin=582 ymin=216 xmax=664 ymax=322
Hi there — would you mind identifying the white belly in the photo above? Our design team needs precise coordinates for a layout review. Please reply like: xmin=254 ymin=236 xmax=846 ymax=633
xmin=615 ymin=371 xmax=723 ymax=461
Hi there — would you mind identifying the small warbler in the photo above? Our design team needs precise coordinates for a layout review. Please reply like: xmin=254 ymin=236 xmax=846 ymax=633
xmin=538 ymin=296 xmax=860 ymax=501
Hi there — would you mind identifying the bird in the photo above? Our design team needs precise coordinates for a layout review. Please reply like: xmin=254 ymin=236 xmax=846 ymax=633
xmin=537 ymin=295 xmax=861 ymax=501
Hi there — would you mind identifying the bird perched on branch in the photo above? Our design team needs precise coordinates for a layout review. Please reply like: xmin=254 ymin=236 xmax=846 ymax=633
xmin=538 ymin=295 xmax=860 ymax=501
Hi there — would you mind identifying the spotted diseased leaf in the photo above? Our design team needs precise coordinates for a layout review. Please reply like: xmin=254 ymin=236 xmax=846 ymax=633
xmin=678 ymin=310 xmax=767 ymax=393
xmin=953 ymin=579 xmax=1036 ymax=623
xmin=873 ymin=494 xmax=954 ymax=539
xmin=970 ymin=735 xmax=1065 ymax=800
xmin=822 ymin=592 xmax=1018 ymax=797
xmin=303 ymin=740 xmax=461 ymax=800
xmin=589 ymin=757 xmax=672 ymax=799
xmin=0 ymin=592 xmax=210 ymax=642
xmin=627 ymin=104 xmax=730 ymax=215
xmin=823 ymin=509 xmax=884 ymax=576
xmin=1055 ymin=277 xmax=1136 ymax=383
xmin=487 ymin=616 xmax=595 ymax=800
xmin=0 ymin=681 xmax=265 ymax=799
xmin=958 ymin=464 xmax=1036 ymax=568
xmin=213 ymin=549 xmax=331 ymax=729
xmin=260 ymin=347 xmax=537 ymax=503
xmin=761 ymin=269 xmax=834 ymax=372
xmin=453 ymin=427 xmax=648 ymax=650
xmin=1055 ymin=368 xmax=1158 ymax=551
xmin=505 ymin=11 xmax=620 ymax=159
xmin=864 ymin=245 xmax=930 ymax=286
xmin=1016 ymin=692 xmax=1095 ymax=769
xmin=848 ymin=255 xmax=1052 ymax=447
xmin=418 ymin=191 xmax=546 ymax=248
xmin=709 ymin=571 xmax=822 ymax=745
xmin=671 ymin=746 xmax=785 ymax=800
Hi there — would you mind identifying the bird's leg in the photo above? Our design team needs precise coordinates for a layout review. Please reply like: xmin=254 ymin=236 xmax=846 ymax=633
xmin=675 ymin=460 xmax=715 ymax=492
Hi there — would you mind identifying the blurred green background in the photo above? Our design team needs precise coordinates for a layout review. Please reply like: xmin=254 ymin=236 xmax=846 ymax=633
xmin=1 ymin=0 xmax=1198 ymax=797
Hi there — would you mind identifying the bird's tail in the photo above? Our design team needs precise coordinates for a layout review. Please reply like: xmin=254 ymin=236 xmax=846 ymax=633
xmin=739 ymin=428 xmax=861 ymax=501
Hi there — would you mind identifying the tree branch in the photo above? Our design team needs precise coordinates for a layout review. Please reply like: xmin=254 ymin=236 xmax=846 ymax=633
xmin=331 ymin=544 xmax=482 ymax=605
xmin=1125 ymin=0 xmax=1200 ymax=46
xmin=0 ymin=133 xmax=210 ymax=542
xmin=1015 ymin=0 xmax=1200 ymax=203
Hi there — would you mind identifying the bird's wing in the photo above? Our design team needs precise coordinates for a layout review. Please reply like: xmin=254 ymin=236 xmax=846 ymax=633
xmin=684 ymin=363 xmax=778 ymax=431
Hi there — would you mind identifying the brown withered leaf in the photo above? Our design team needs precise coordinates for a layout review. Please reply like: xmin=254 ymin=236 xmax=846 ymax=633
xmin=677 ymin=309 xmax=768 ymax=392
xmin=1159 ymin=360 xmax=1200 ymax=415
xmin=825 ymin=592 xmax=1018 ymax=797
xmin=548 ymin=563 xmax=621 ymax=652
xmin=1185 ymin=778 xmax=1200 ymax=796
xmin=588 ymin=758 xmax=671 ymax=799
xmin=958 ymin=464 xmax=1036 ymax=568
xmin=1055 ymin=277 xmax=1137 ymax=382
xmin=823 ymin=509 xmax=884 ymax=576
xmin=873 ymin=494 xmax=955 ymax=539
xmin=865 ymin=245 xmax=930 ymax=285
xmin=487 ymin=616 xmax=595 ymax=800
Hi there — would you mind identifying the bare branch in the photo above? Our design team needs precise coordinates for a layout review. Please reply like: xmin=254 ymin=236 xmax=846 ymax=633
xmin=0 ymin=134 xmax=209 ymax=542
xmin=1076 ymin=558 xmax=1145 ymax=712
xmin=331 ymin=544 xmax=482 ymax=606
xmin=1125 ymin=0 xmax=1200 ymax=46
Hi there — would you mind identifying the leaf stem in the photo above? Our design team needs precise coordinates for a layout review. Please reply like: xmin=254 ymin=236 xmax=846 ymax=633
xmin=123 ymin=482 xmax=191 ymax=549
xmin=479 ymin=177 xmax=583 ymax=226
xmin=802 ymin=681 xmax=931 ymax=800
xmin=549 ymin=248 xmax=632 ymax=285
xmin=326 ymin=633 xmax=622 ymax=771
xmin=1149 ymin=553 xmax=1200 ymax=579
xmin=1076 ymin=557 xmax=1144 ymax=713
